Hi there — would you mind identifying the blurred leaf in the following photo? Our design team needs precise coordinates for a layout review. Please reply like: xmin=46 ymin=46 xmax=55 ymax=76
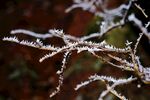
xmin=93 ymin=59 xmax=103 ymax=71
xmin=106 ymin=24 xmax=135 ymax=48
xmin=8 ymin=69 xmax=21 ymax=80
xmin=0 ymin=95 xmax=5 ymax=100
xmin=8 ymin=59 xmax=38 ymax=80
xmin=85 ymin=16 xmax=102 ymax=35
xmin=28 ymin=70 xmax=38 ymax=79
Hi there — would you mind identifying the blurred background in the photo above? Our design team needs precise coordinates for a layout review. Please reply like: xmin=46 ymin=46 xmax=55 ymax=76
xmin=0 ymin=0 xmax=150 ymax=100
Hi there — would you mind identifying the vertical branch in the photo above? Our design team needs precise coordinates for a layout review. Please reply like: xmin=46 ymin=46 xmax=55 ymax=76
xmin=49 ymin=51 xmax=71 ymax=98
xmin=134 ymin=3 xmax=148 ymax=18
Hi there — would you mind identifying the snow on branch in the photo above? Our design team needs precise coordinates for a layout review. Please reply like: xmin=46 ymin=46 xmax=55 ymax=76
xmin=75 ymin=74 xmax=137 ymax=100
xmin=66 ymin=0 xmax=133 ymax=20
xmin=66 ymin=0 xmax=134 ymax=40
xmin=3 ymin=27 xmax=150 ymax=99
xmin=11 ymin=29 xmax=53 ymax=39
xmin=50 ymin=51 xmax=71 ymax=97
xmin=128 ymin=14 xmax=150 ymax=40
xmin=3 ymin=36 xmax=58 ymax=51
xmin=134 ymin=3 xmax=148 ymax=18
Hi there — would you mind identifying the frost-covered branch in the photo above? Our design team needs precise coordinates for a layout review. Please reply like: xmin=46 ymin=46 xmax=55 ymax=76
xmin=2 ymin=0 xmax=150 ymax=100
xmin=128 ymin=14 xmax=150 ymax=40
xmin=66 ymin=0 xmax=133 ymax=22
xmin=11 ymin=29 xmax=53 ymax=39
xmin=134 ymin=3 xmax=148 ymax=18
xmin=81 ymin=21 xmax=125 ymax=40
xmin=3 ymin=36 xmax=58 ymax=51
xmin=11 ymin=29 xmax=79 ymax=41
xmin=99 ymin=77 xmax=137 ymax=100
xmin=50 ymin=51 xmax=70 ymax=97
xmin=75 ymin=74 xmax=137 ymax=100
